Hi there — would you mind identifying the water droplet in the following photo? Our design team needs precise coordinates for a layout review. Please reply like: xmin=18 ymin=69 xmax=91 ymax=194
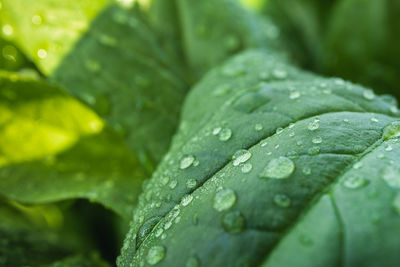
xmin=308 ymin=118 xmax=320 ymax=131
xmin=353 ymin=162 xmax=363 ymax=169
xmin=241 ymin=163 xmax=253 ymax=173
xmin=37 ymin=48 xmax=47 ymax=59
xmin=169 ymin=180 xmax=178 ymax=189
xmin=2 ymin=24 xmax=13 ymax=37
xmin=254 ymin=124 xmax=263 ymax=131
xmin=160 ymin=176 xmax=170 ymax=186
xmin=232 ymin=149 xmax=252 ymax=166
xmin=181 ymin=194 xmax=193 ymax=206
xmin=213 ymin=188 xmax=236 ymax=211
xmin=308 ymin=146 xmax=320 ymax=155
xmin=383 ymin=166 xmax=400 ymax=189
xmin=286 ymin=151 xmax=299 ymax=159
xmin=289 ymin=91 xmax=301 ymax=99
xmin=180 ymin=155 xmax=195 ymax=169
xmin=214 ymin=85 xmax=231 ymax=96
xmin=222 ymin=210 xmax=245 ymax=234
xmin=385 ymin=145 xmax=393 ymax=151
xmin=272 ymin=69 xmax=287 ymax=79
xmin=154 ymin=227 xmax=164 ymax=238
xmin=146 ymin=245 xmax=166 ymax=265
xmin=260 ymin=156 xmax=295 ymax=179
xmin=85 ymin=59 xmax=101 ymax=72
xmin=363 ymin=89 xmax=375 ymax=100
xmin=392 ymin=194 xmax=400 ymax=215
xmin=186 ymin=256 xmax=200 ymax=267
xmin=137 ymin=217 xmax=160 ymax=246
xmin=370 ymin=117 xmax=379 ymax=123
xmin=289 ymin=131 xmax=295 ymax=137
xmin=31 ymin=14 xmax=43 ymax=25
xmin=218 ymin=128 xmax=232 ymax=141
xmin=261 ymin=140 xmax=268 ymax=147
xmin=312 ymin=137 xmax=323 ymax=144
xmin=383 ymin=121 xmax=400 ymax=140
xmin=186 ymin=179 xmax=197 ymax=189
xmin=212 ymin=127 xmax=222 ymax=135
xmin=98 ymin=34 xmax=117 ymax=46
xmin=193 ymin=160 xmax=200 ymax=167
xmin=343 ymin=177 xmax=369 ymax=189
xmin=273 ymin=194 xmax=291 ymax=208
xmin=276 ymin=127 xmax=284 ymax=134
xmin=302 ymin=167 xmax=311 ymax=175
xmin=390 ymin=106 xmax=398 ymax=114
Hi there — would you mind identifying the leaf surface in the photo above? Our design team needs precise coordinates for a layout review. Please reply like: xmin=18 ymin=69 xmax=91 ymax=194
xmin=118 ymin=50 xmax=400 ymax=266
xmin=51 ymin=5 xmax=188 ymax=170
xmin=0 ymin=72 xmax=146 ymax=217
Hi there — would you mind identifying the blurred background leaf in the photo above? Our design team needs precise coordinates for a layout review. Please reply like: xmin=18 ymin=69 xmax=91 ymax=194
xmin=0 ymin=72 xmax=147 ymax=218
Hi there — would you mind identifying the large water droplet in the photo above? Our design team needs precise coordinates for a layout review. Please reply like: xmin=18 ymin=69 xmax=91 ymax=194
xmin=180 ymin=155 xmax=195 ymax=169
xmin=137 ymin=217 xmax=160 ymax=247
xmin=363 ymin=89 xmax=375 ymax=100
xmin=146 ymin=245 xmax=166 ymax=265
xmin=181 ymin=194 xmax=193 ymax=206
xmin=383 ymin=121 xmax=400 ymax=140
xmin=232 ymin=149 xmax=252 ymax=166
xmin=260 ymin=156 xmax=295 ymax=179
xmin=222 ymin=210 xmax=245 ymax=234
xmin=218 ymin=128 xmax=232 ymax=141
xmin=241 ymin=163 xmax=253 ymax=173
xmin=213 ymin=188 xmax=237 ymax=211
xmin=307 ymin=118 xmax=320 ymax=131
xmin=273 ymin=194 xmax=291 ymax=208
xmin=343 ymin=176 xmax=369 ymax=189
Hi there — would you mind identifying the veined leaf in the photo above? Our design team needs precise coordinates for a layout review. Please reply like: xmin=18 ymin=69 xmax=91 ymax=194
xmin=0 ymin=0 xmax=110 ymax=74
xmin=118 ymin=50 xmax=400 ymax=266
xmin=0 ymin=72 xmax=146 ymax=217
xmin=51 ymin=5 xmax=188 ymax=171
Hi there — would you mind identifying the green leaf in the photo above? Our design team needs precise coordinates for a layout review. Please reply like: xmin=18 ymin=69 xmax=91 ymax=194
xmin=51 ymin=5 xmax=188 ymax=170
xmin=150 ymin=0 xmax=282 ymax=76
xmin=0 ymin=72 xmax=146 ymax=217
xmin=0 ymin=201 xmax=110 ymax=266
xmin=0 ymin=0 xmax=110 ymax=75
xmin=118 ymin=50 xmax=400 ymax=266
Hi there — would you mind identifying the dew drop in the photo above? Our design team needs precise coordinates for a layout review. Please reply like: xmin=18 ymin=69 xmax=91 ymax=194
xmin=276 ymin=127 xmax=284 ymax=134
xmin=186 ymin=179 xmax=197 ymax=189
xmin=241 ymin=163 xmax=253 ymax=173
xmin=312 ymin=137 xmax=323 ymax=144
xmin=181 ymin=194 xmax=193 ymax=206
xmin=212 ymin=127 xmax=222 ymax=135
xmin=232 ymin=149 xmax=252 ymax=166
xmin=213 ymin=188 xmax=237 ymax=211
xmin=37 ymin=48 xmax=47 ymax=59
xmin=169 ymin=180 xmax=178 ymax=189
xmin=307 ymin=146 xmax=320 ymax=155
xmin=261 ymin=140 xmax=268 ymax=147
xmin=390 ymin=106 xmax=398 ymax=114
xmin=31 ymin=14 xmax=43 ymax=25
xmin=146 ymin=245 xmax=166 ymax=265
xmin=260 ymin=156 xmax=295 ymax=179
xmin=353 ymin=162 xmax=363 ymax=169
xmin=363 ymin=89 xmax=375 ymax=100
xmin=272 ymin=69 xmax=287 ymax=79
xmin=385 ymin=145 xmax=393 ymax=152
xmin=180 ymin=155 xmax=195 ymax=169
xmin=383 ymin=121 xmax=400 ymax=140
xmin=254 ymin=123 xmax=263 ymax=131
xmin=222 ymin=210 xmax=245 ymax=234
xmin=343 ymin=177 xmax=369 ymax=189
xmin=289 ymin=91 xmax=301 ymax=99
xmin=273 ymin=194 xmax=291 ymax=208
xmin=370 ymin=117 xmax=379 ymax=123
xmin=302 ymin=167 xmax=312 ymax=175
xmin=307 ymin=118 xmax=320 ymax=131
xmin=218 ymin=128 xmax=232 ymax=141
xmin=2 ymin=24 xmax=13 ymax=36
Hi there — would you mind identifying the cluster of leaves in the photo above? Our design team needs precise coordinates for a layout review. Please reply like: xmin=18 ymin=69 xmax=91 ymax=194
xmin=0 ymin=0 xmax=399 ymax=266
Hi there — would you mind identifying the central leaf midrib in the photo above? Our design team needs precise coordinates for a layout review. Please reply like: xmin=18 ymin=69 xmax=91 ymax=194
xmin=137 ymin=110 xmax=395 ymax=252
